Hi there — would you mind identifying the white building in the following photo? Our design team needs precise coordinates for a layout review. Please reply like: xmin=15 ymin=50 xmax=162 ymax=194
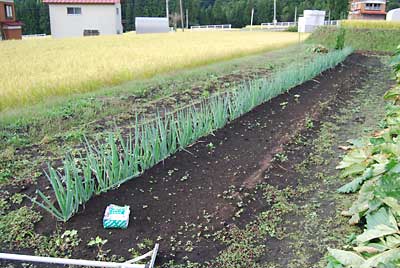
xmin=43 ymin=0 xmax=123 ymax=38
xmin=298 ymin=10 xmax=326 ymax=33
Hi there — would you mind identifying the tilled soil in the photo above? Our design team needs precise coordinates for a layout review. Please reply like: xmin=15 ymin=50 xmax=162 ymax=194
xmin=2 ymin=53 xmax=392 ymax=268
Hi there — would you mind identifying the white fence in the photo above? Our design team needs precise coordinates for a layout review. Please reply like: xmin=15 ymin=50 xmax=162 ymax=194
xmin=22 ymin=34 xmax=48 ymax=39
xmin=324 ymin=20 xmax=340 ymax=26
xmin=261 ymin=22 xmax=297 ymax=28
xmin=191 ymin=24 xmax=232 ymax=31
xmin=258 ymin=20 xmax=340 ymax=31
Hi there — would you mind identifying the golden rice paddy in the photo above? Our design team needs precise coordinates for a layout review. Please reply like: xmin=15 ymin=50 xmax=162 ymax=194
xmin=341 ymin=19 xmax=400 ymax=29
xmin=0 ymin=31 xmax=306 ymax=111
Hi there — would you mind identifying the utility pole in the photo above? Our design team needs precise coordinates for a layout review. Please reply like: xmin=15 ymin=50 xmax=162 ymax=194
xmin=328 ymin=9 xmax=331 ymax=24
xmin=166 ymin=0 xmax=169 ymax=21
xmin=179 ymin=0 xmax=184 ymax=32
xmin=294 ymin=6 xmax=297 ymax=24
xmin=186 ymin=9 xmax=189 ymax=29
xmin=273 ymin=0 xmax=277 ymax=25
xmin=250 ymin=8 xmax=254 ymax=29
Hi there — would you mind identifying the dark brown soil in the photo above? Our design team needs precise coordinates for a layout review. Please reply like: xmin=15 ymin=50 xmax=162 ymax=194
xmin=2 ymin=53 xmax=379 ymax=267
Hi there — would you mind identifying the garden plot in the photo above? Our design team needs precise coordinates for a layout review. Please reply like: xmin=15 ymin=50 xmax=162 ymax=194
xmin=1 ymin=52 xmax=395 ymax=268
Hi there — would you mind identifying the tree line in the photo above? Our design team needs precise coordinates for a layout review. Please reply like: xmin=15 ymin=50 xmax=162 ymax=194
xmin=14 ymin=0 xmax=400 ymax=35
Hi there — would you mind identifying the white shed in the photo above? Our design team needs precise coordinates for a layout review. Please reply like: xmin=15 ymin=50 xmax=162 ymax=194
xmin=387 ymin=8 xmax=400 ymax=22
xmin=298 ymin=10 xmax=326 ymax=33
xmin=135 ymin=17 xmax=169 ymax=34
xmin=43 ymin=0 xmax=123 ymax=38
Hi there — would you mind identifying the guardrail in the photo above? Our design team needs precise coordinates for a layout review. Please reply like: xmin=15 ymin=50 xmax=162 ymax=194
xmin=191 ymin=24 xmax=232 ymax=31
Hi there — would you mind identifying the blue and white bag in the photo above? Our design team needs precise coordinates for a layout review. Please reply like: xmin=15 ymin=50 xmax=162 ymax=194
xmin=103 ymin=204 xmax=130 ymax=229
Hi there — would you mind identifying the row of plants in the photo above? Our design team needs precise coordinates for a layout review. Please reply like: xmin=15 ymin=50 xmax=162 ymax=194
xmin=32 ymin=47 xmax=353 ymax=222
xmin=327 ymin=46 xmax=400 ymax=267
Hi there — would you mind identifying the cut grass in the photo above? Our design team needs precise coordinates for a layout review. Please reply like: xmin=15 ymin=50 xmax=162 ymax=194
xmin=0 ymin=31 xmax=306 ymax=111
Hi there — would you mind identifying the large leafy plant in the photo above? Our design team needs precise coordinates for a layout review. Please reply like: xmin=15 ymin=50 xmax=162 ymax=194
xmin=327 ymin=47 xmax=400 ymax=267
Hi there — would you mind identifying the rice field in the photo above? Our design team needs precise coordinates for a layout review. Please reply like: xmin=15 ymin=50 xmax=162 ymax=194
xmin=0 ymin=31 xmax=306 ymax=111
xmin=341 ymin=19 xmax=400 ymax=29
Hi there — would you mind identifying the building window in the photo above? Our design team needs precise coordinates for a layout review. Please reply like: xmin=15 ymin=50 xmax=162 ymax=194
xmin=83 ymin=29 xmax=99 ymax=36
xmin=67 ymin=7 xmax=82 ymax=15
xmin=5 ymin=5 xmax=13 ymax=19
xmin=365 ymin=3 xmax=381 ymax=11
xmin=116 ymin=7 xmax=119 ymax=15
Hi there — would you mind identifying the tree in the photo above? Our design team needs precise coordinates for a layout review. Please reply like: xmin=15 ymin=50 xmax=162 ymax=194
xmin=14 ymin=0 xmax=351 ymax=34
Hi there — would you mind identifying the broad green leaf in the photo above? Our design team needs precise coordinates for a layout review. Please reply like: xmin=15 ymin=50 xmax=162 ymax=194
xmin=338 ymin=168 xmax=373 ymax=194
xmin=361 ymin=248 xmax=400 ymax=268
xmin=357 ymin=208 xmax=399 ymax=244
xmin=327 ymin=255 xmax=344 ymax=268
xmin=357 ymin=225 xmax=399 ymax=244
xmin=385 ymin=234 xmax=400 ymax=249
xmin=366 ymin=208 xmax=398 ymax=230
xmin=375 ymin=173 xmax=400 ymax=212
xmin=347 ymin=138 xmax=369 ymax=148
xmin=348 ymin=180 xmax=378 ymax=224
xmin=384 ymin=87 xmax=400 ymax=102
xmin=328 ymin=248 xmax=365 ymax=267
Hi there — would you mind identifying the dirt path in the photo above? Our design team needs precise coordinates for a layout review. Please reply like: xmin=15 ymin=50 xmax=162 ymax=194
xmin=2 ymin=54 xmax=394 ymax=268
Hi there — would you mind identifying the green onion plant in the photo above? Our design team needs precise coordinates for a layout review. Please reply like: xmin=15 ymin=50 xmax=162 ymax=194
xmin=32 ymin=47 xmax=353 ymax=222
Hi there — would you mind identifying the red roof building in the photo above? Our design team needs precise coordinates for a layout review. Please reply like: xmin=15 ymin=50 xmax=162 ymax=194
xmin=0 ymin=0 xmax=22 ymax=40
xmin=349 ymin=0 xmax=387 ymax=20
xmin=43 ymin=0 xmax=123 ymax=38
xmin=43 ymin=0 xmax=120 ymax=4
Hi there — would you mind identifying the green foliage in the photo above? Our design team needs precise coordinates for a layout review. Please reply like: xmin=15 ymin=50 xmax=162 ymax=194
xmin=32 ymin=48 xmax=353 ymax=222
xmin=287 ymin=25 xmax=298 ymax=32
xmin=88 ymin=236 xmax=109 ymax=261
xmin=0 ymin=206 xmax=42 ymax=249
xmin=35 ymin=230 xmax=81 ymax=257
xmin=309 ymin=27 xmax=400 ymax=52
xmin=328 ymin=46 xmax=400 ymax=268
xmin=335 ymin=28 xmax=346 ymax=50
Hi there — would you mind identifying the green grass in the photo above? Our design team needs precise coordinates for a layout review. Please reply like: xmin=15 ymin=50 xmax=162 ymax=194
xmin=308 ymin=26 xmax=400 ymax=52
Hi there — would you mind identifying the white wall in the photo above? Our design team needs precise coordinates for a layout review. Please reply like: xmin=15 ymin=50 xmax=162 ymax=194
xmin=299 ymin=10 xmax=326 ymax=33
xmin=48 ymin=3 xmax=123 ymax=38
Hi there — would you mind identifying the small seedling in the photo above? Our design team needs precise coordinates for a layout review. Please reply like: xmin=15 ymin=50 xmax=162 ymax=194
xmin=88 ymin=236 xmax=109 ymax=261
xmin=274 ymin=152 xmax=288 ymax=162
xmin=305 ymin=118 xmax=314 ymax=129
xmin=10 ymin=193 xmax=24 ymax=205
xmin=207 ymin=142 xmax=215 ymax=150
xmin=280 ymin=101 xmax=289 ymax=110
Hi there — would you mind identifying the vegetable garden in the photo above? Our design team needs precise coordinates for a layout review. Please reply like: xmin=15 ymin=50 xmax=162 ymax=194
xmin=1 ymin=28 xmax=400 ymax=268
